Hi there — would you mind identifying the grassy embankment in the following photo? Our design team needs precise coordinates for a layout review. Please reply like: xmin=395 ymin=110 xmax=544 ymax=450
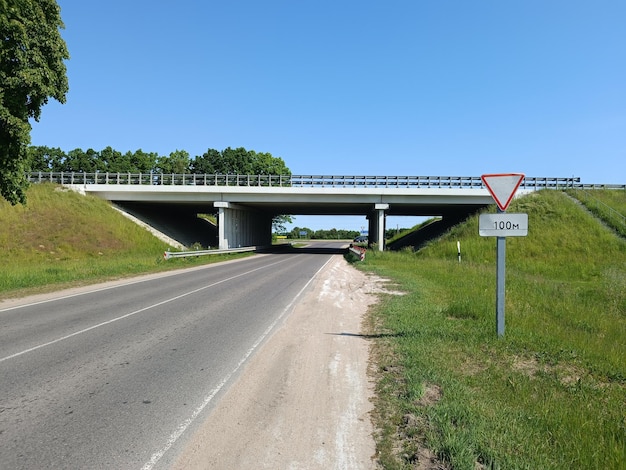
xmin=358 ymin=189 xmax=625 ymax=469
xmin=0 ymin=183 xmax=246 ymax=298
xmin=567 ymin=187 xmax=626 ymax=238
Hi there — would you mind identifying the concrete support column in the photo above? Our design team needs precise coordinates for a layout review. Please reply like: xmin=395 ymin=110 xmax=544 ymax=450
xmin=214 ymin=201 xmax=272 ymax=250
xmin=374 ymin=203 xmax=388 ymax=252
xmin=216 ymin=204 xmax=228 ymax=250
xmin=367 ymin=216 xmax=377 ymax=247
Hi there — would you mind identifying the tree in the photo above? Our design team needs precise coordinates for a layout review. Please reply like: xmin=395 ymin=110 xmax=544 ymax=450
xmin=66 ymin=148 xmax=104 ymax=173
xmin=0 ymin=0 xmax=69 ymax=204
xmin=99 ymin=146 xmax=129 ymax=173
xmin=128 ymin=149 xmax=158 ymax=173
xmin=289 ymin=226 xmax=313 ymax=239
xmin=191 ymin=147 xmax=291 ymax=176
xmin=254 ymin=151 xmax=291 ymax=175
xmin=272 ymin=214 xmax=293 ymax=233
xmin=27 ymin=145 xmax=66 ymax=171
xmin=156 ymin=150 xmax=190 ymax=174
xmin=189 ymin=148 xmax=220 ymax=174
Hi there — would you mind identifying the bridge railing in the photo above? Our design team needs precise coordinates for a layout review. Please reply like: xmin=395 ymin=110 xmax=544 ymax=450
xmin=26 ymin=172 xmax=622 ymax=190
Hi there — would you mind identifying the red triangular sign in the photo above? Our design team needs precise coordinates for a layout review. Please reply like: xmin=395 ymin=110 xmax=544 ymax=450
xmin=481 ymin=173 xmax=525 ymax=211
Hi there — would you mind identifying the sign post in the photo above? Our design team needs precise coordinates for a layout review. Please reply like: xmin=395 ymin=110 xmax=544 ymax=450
xmin=496 ymin=212 xmax=506 ymax=336
xmin=480 ymin=173 xmax=526 ymax=337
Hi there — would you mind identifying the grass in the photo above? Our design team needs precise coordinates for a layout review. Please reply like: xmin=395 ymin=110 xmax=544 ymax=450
xmin=0 ymin=183 xmax=249 ymax=298
xmin=386 ymin=217 xmax=440 ymax=246
xmin=357 ymin=189 xmax=626 ymax=469
xmin=567 ymin=188 xmax=626 ymax=237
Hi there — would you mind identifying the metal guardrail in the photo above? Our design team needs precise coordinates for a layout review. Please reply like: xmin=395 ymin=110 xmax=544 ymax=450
xmin=27 ymin=172 xmax=625 ymax=190
xmin=163 ymin=246 xmax=257 ymax=260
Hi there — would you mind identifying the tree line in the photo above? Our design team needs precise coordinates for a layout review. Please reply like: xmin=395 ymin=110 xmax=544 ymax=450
xmin=27 ymin=146 xmax=292 ymax=176
xmin=283 ymin=227 xmax=362 ymax=240
xmin=282 ymin=226 xmax=410 ymax=240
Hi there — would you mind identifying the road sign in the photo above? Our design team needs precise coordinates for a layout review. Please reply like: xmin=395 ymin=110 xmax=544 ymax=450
xmin=481 ymin=173 xmax=525 ymax=211
xmin=478 ymin=175 xmax=526 ymax=337
xmin=479 ymin=213 xmax=528 ymax=237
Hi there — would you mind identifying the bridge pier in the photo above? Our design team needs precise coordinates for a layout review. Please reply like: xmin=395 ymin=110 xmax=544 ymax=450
xmin=214 ymin=202 xmax=272 ymax=250
xmin=368 ymin=203 xmax=388 ymax=251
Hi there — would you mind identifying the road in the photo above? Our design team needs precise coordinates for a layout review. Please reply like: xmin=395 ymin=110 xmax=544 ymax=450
xmin=0 ymin=243 xmax=346 ymax=469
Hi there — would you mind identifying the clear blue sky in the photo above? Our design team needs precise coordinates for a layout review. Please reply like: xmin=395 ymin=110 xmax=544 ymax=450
xmin=31 ymin=1 xmax=625 ymax=231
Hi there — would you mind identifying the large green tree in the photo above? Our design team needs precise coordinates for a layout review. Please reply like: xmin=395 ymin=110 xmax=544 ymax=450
xmin=191 ymin=147 xmax=291 ymax=176
xmin=65 ymin=148 xmax=104 ymax=173
xmin=157 ymin=150 xmax=190 ymax=174
xmin=127 ymin=149 xmax=158 ymax=173
xmin=27 ymin=145 xmax=66 ymax=171
xmin=0 ymin=0 xmax=69 ymax=204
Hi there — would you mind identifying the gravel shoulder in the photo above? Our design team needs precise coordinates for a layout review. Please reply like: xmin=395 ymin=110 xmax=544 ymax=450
xmin=172 ymin=255 xmax=381 ymax=469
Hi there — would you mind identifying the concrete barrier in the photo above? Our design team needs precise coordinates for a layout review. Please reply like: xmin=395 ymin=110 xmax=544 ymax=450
xmin=348 ymin=246 xmax=366 ymax=261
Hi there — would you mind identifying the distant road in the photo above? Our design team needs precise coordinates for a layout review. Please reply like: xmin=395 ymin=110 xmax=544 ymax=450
xmin=0 ymin=242 xmax=345 ymax=469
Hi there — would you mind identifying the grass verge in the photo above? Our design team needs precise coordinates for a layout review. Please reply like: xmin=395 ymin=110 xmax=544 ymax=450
xmin=0 ymin=184 xmax=250 ymax=299
xmin=359 ymin=190 xmax=626 ymax=469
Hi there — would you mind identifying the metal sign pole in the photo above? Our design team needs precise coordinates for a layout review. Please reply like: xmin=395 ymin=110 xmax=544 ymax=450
xmin=495 ymin=207 xmax=506 ymax=336
xmin=496 ymin=235 xmax=506 ymax=337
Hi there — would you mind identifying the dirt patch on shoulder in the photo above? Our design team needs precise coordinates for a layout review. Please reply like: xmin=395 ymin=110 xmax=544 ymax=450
xmin=416 ymin=383 xmax=443 ymax=407
xmin=172 ymin=257 xmax=383 ymax=469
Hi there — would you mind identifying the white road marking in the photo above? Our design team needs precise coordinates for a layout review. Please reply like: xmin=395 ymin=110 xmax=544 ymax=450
xmin=0 ymin=257 xmax=293 ymax=364
xmin=0 ymin=256 xmax=262 ymax=313
xmin=141 ymin=258 xmax=332 ymax=470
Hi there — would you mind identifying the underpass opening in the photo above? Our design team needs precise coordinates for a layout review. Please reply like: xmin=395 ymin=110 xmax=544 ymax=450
xmin=113 ymin=202 xmax=487 ymax=253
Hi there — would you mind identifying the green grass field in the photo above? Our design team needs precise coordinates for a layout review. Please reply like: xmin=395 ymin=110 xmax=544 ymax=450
xmin=567 ymin=188 xmax=626 ymax=237
xmin=0 ymin=184 xmax=246 ymax=298
xmin=356 ymin=189 xmax=626 ymax=469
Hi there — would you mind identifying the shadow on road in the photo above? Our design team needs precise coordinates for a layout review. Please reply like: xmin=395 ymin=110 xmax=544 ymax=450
xmin=325 ymin=332 xmax=407 ymax=339
xmin=260 ymin=244 xmax=349 ymax=255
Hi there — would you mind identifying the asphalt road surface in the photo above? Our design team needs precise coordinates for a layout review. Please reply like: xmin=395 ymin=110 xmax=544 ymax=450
xmin=0 ymin=243 xmax=346 ymax=469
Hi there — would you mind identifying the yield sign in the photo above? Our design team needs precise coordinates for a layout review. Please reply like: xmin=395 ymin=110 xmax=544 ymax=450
xmin=481 ymin=173 xmax=525 ymax=211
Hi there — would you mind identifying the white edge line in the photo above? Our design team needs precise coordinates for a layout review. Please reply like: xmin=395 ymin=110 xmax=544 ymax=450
xmin=140 ymin=257 xmax=333 ymax=470
xmin=0 ymin=255 xmax=265 ymax=313
xmin=0 ymin=257 xmax=291 ymax=364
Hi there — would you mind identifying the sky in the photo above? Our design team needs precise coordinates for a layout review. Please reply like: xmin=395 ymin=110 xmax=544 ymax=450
xmin=30 ymin=1 xmax=626 ymax=231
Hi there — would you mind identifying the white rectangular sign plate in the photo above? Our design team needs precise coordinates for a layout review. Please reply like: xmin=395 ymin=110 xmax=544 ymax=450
xmin=479 ymin=213 xmax=528 ymax=237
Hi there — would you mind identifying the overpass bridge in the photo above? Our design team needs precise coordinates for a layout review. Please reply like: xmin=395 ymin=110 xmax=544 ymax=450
xmin=30 ymin=173 xmax=585 ymax=251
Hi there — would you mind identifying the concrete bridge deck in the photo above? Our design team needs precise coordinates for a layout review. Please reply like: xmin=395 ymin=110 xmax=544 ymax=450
xmin=29 ymin=173 xmax=592 ymax=250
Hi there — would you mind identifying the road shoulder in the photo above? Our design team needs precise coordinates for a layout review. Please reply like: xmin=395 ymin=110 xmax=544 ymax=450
xmin=173 ymin=256 xmax=380 ymax=469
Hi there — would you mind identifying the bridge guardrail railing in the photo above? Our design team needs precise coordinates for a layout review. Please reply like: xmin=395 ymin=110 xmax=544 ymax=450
xmin=26 ymin=172 xmax=623 ymax=190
